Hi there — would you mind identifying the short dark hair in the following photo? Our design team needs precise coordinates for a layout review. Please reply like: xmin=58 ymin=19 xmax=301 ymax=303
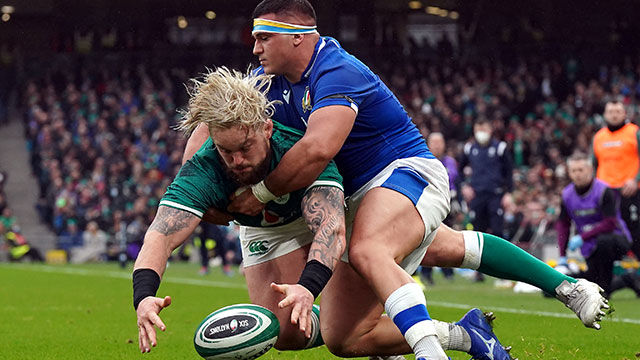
xmin=567 ymin=151 xmax=590 ymax=164
xmin=252 ymin=0 xmax=317 ymax=24
xmin=474 ymin=118 xmax=490 ymax=127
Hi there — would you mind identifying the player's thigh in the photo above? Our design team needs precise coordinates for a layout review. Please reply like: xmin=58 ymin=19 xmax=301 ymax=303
xmin=320 ymin=260 xmax=384 ymax=350
xmin=350 ymin=187 xmax=426 ymax=261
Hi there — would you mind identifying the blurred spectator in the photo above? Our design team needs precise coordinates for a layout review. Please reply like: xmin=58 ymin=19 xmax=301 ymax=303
xmin=556 ymin=152 xmax=639 ymax=297
xmin=58 ymin=219 xmax=83 ymax=258
xmin=70 ymin=221 xmax=108 ymax=263
xmin=2 ymin=226 xmax=44 ymax=262
xmin=592 ymin=100 xmax=640 ymax=260
xmin=460 ymin=119 xmax=514 ymax=239
xmin=421 ymin=132 xmax=456 ymax=283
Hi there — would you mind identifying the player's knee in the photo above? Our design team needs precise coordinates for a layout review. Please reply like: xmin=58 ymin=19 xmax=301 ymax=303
xmin=347 ymin=241 xmax=376 ymax=275
xmin=322 ymin=330 xmax=356 ymax=357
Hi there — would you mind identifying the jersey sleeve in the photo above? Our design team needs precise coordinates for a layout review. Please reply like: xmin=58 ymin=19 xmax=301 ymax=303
xmin=310 ymin=54 xmax=376 ymax=115
xmin=270 ymin=121 xmax=344 ymax=192
xmin=308 ymin=159 xmax=344 ymax=192
xmin=159 ymin=141 xmax=227 ymax=217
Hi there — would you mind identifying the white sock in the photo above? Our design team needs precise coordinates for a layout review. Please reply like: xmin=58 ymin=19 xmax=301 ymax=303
xmin=461 ymin=231 xmax=484 ymax=270
xmin=384 ymin=283 xmax=446 ymax=359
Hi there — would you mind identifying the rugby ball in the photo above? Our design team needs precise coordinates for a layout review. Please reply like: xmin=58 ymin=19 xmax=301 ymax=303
xmin=194 ymin=304 xmax=280 ymax=359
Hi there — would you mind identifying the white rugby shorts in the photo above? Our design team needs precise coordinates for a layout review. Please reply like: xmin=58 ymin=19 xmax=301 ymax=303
xmin=341 ymin=156 xmax=451 ymax=274
xmin=240 ymin=157 xmax=450 ymax=273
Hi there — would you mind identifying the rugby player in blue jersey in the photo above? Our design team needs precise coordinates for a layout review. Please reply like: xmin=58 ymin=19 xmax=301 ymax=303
xmin=133 ymin=68 xmax=507 ymax=358
xmin=183 ymin=1 xmax=609 ymax=358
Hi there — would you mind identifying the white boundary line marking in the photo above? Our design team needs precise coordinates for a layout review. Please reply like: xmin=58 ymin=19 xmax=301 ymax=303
xmin=3 ymin=264 xmax=639 ymax=325
xmin=1 ymin=263 xmax=248 ymax=289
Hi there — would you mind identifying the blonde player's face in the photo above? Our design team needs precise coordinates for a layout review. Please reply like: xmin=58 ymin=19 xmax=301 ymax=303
xmin=567 ymin=159 xmax=593 ymax=188
xmin=604 ymin=102 xmax=626 ymax=126
xmin=211 ymin=120 xmax=273 ymax=185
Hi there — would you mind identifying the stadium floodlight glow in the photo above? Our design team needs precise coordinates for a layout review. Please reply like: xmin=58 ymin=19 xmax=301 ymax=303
xmin=425 ymin=6 xmax=440 ymax=15
xmin=177 ymin=15 xmax=188 ymax=29
xmin=408 ymin=1 xmax=422 ymax=10
xmin=1 ymin=13 xmax=9 ymax=22
xmin=449 ymin=11 xmax=459 ymax=20
xmin=439 ymin=9 xmax=449 ymax=17
xmin=1 ymin=5 xmax=14 ymax=14
xmin=205 ymin=10 xmax=216 ymax=20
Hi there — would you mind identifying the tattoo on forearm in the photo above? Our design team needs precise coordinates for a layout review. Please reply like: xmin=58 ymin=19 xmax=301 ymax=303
xmin=302 ymin=187 xmax=346 ymax=270
xmin=149 ymin=206 xmax=197 ymax=236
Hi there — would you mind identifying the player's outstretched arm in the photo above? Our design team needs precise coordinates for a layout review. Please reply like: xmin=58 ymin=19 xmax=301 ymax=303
xmin=271 ymin=186 xmax=346 ymax=338
xmin=133 ymin=206 xmax=200 ymax=353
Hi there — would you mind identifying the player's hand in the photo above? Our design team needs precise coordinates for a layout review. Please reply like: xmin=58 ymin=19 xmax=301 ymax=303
xmin=202 ymin=207 xmax=234 ymax=225
xmin=621 ymin=178 xmax=638 ymax=197
xmin=136 ymin=296 xmax=171 ymax=353
xmin=270 ymin=282 xmax=314 ymax=339
xmin=228 ymin=187 xmax=266 ymax=216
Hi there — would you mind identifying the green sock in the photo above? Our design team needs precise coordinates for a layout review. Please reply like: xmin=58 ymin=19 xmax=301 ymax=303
xmin=476 ymin=232 xmax=577 ymax=295
xmin=304 ymin=304 xmax=324 ymax=349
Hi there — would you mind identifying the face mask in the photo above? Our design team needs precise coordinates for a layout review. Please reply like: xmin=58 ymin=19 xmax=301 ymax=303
xmin=475 ymin=131 xmax=491 ymax=145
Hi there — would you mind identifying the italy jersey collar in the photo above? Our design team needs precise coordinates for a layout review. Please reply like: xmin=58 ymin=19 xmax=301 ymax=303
xmin=301 ymin=37 xmax=330 ymax=80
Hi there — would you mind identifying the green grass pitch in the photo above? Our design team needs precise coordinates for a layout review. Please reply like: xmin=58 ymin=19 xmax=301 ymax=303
xmin=1 ymin=262 xmax=639 ymax=359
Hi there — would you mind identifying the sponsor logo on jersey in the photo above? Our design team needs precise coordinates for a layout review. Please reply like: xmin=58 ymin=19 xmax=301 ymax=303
xmin=273 ymin=193 xmax=290 ymax=205
xmin=283 ymin=89 xmax=290 ymax=104
xmin=261 ymin=209 xmax=285 ymax=226
xmin=602 ymin=140 xmax=623 ymax=148
xmin=248 ymin=240 xmax=269 ymax=256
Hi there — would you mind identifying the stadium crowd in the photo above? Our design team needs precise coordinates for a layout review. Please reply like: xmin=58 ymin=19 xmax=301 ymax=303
xmin=16 ymin=51 xmax=640 ymax=269
xmin=381 ymin=58 xmax=640 ymax=244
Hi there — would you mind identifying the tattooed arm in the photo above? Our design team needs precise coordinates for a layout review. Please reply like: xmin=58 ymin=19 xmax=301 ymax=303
xmin=134 ymin=205 xmax=200 ymax=352
xmin=270 ymin=185 xmax=346 ymax=338
xmin=301 ymin=186 xmax=346 ymax=271
xmin=134 ymin=206 xmax=201 ymax=277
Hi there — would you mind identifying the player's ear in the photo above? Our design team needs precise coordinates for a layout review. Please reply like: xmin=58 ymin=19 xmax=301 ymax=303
xmin=292 ymin=34 xmax=304 ymax=46
xmin=263 ymin=118 xmax=274 ymax=138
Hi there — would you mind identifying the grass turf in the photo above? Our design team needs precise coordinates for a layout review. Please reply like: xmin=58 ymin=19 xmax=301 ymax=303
xmin=1 ymin=262 xmax=639 ymax=359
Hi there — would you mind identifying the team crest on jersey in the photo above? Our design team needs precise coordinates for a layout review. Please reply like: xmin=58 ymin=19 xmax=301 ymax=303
xmin=302 ymin=86 xmax=312 ymax=113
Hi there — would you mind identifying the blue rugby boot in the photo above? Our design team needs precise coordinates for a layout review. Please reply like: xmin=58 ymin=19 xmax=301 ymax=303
xmin=456 ymin=308 xmax=515 ymax=360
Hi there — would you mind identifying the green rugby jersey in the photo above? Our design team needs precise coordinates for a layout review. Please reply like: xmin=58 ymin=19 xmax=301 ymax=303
xmin=160 ymin=121 xmax=343 ymax=227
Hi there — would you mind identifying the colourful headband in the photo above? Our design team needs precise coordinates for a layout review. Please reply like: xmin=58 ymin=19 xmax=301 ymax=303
xmin=252 ymin=18 xmax=318 ymax=35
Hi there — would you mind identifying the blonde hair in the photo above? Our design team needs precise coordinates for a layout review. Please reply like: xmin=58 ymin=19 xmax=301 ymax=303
xmin=178 ymin=67 xmax=279 ymax=134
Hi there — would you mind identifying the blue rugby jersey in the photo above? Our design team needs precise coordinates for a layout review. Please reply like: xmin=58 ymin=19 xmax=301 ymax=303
xmin=258 ymin=36 xmax=433 ymax=195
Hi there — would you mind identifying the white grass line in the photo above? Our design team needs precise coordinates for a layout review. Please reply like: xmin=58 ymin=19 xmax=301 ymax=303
xmin=4 ymin=264 xmax=639 ymax=325
xmin=428 ymin=301 xmax=640 ymax=325
xmin=1 ymin=263 xmax=247 ymax=290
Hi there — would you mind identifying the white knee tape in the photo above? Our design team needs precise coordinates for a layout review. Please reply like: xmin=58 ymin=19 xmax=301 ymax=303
xmin=461 ymin=231 xmax=483 ymax=270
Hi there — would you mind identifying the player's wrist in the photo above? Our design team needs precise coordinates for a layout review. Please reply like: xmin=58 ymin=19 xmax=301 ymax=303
xmin=133 ymin=268 xmax=161 ymax=310
xmin=251 ymin=180 xmax=277 ymax=204
xmin=297 ymin=260 xmax=333 ymax=299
